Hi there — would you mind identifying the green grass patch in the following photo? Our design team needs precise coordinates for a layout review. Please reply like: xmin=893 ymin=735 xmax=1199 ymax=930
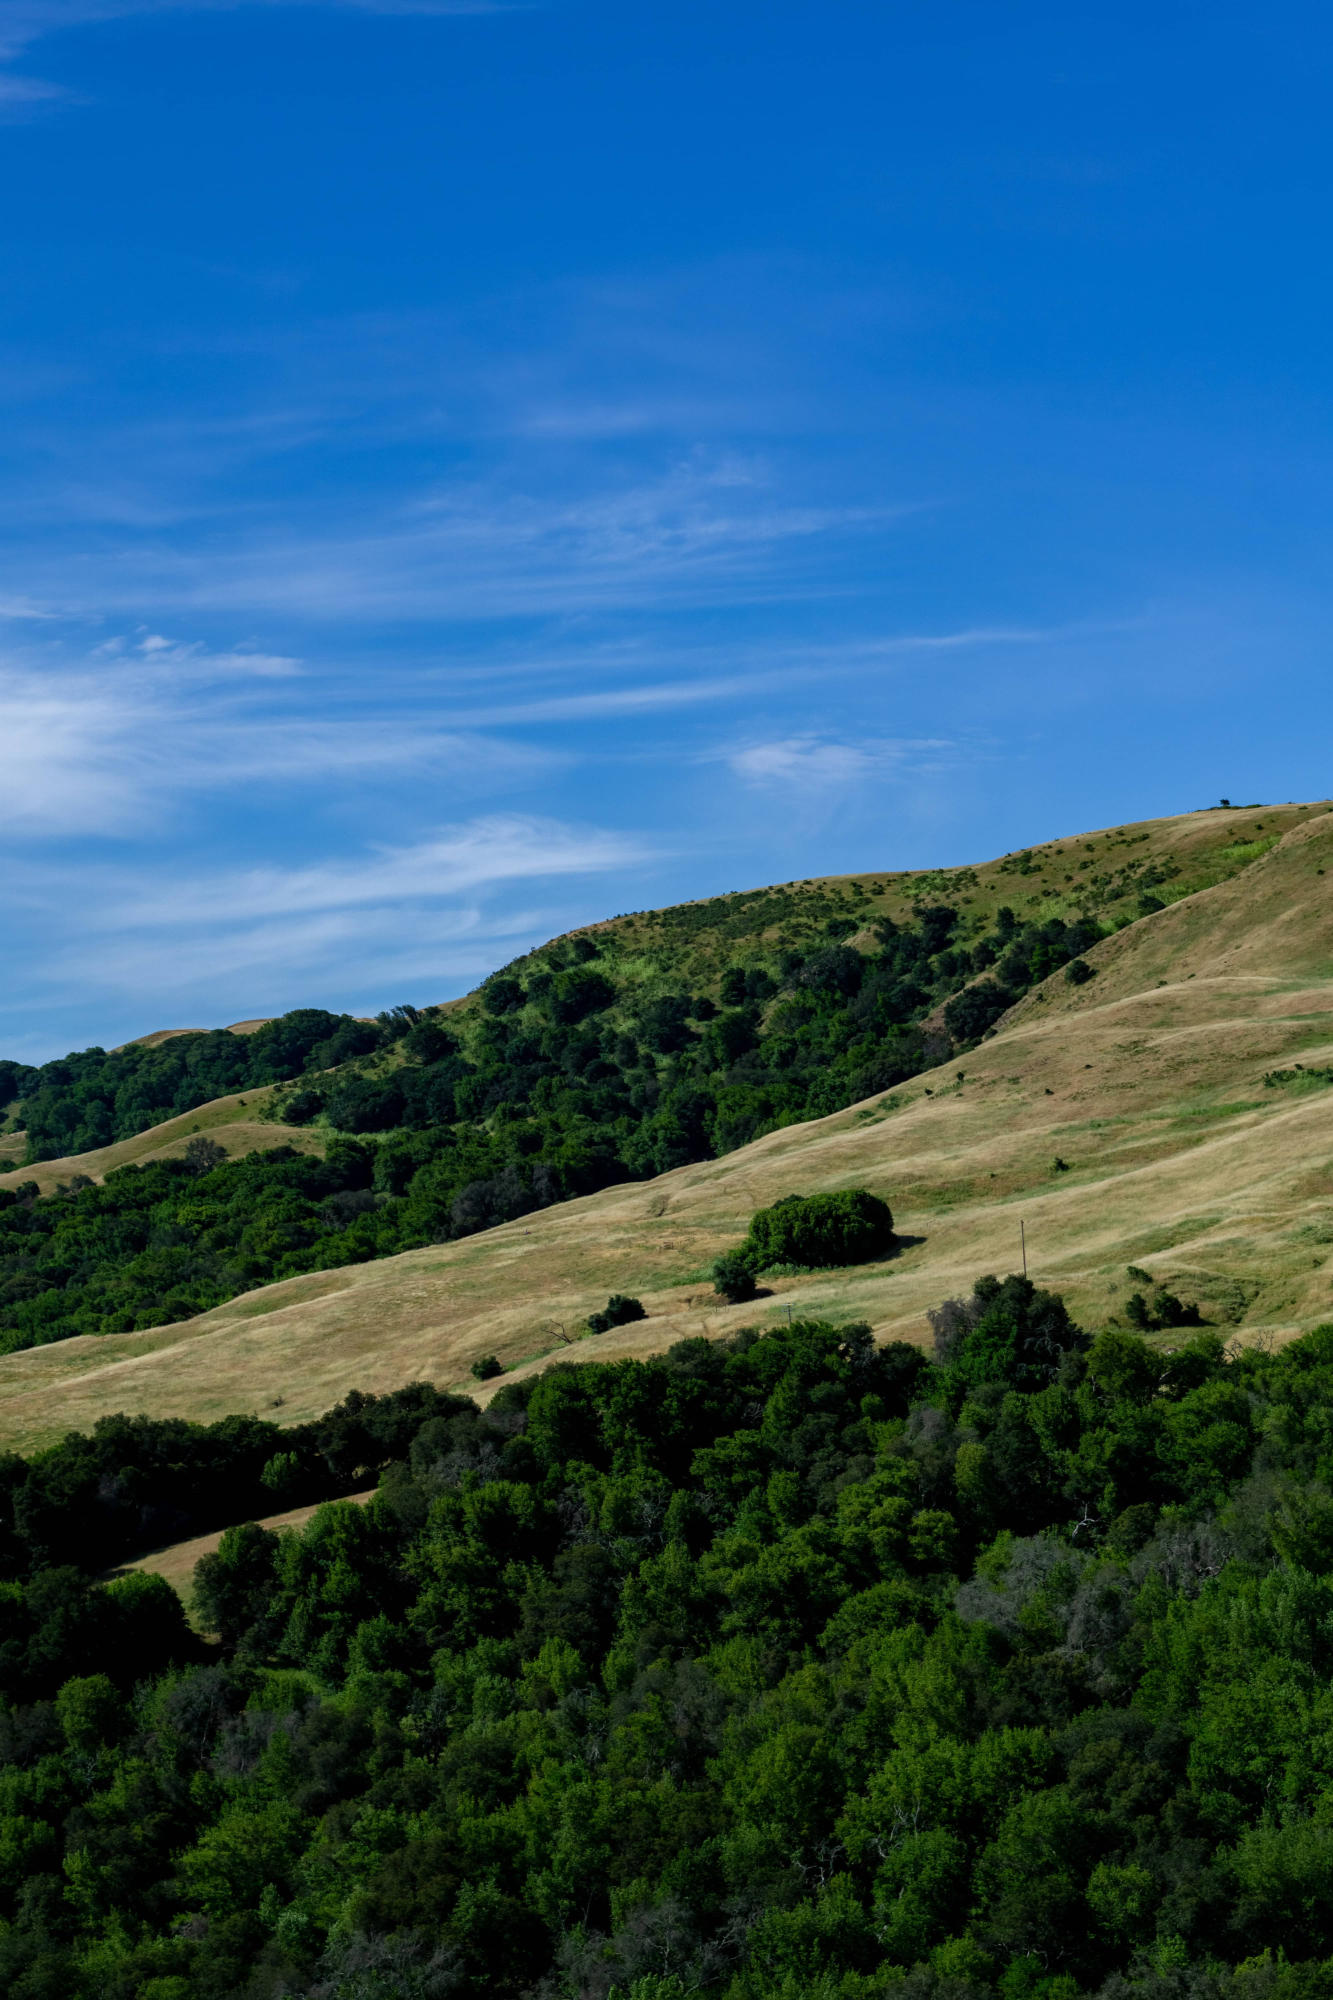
xmin=1173 ymin=1102 xmax=1269 ymax=1120
xmin=1218 ymin=836 xmax=1281 ymax=864
xmin=1264 ymin=1066 xmax=1333 ymax=1092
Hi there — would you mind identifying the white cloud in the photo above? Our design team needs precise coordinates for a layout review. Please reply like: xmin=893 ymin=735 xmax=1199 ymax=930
xmin=0 ymin=637 xmax=549 ymax=835
xmin=92 ymin=630 xmax=303 ymax=677
xmin=727 ymin=734 xmax=954 ymax=788
xmin=29 ymin=815 xmax=651 ymax=1009
xmin=730 ymin=739 xmax=877 ymax=786
xmin=104 ymin=815 xmax=646 ymax=929
xmin=445 ymin=674 xmax=761 ymax=726
xmin=0 ymin=594 xmax=60 ymax=620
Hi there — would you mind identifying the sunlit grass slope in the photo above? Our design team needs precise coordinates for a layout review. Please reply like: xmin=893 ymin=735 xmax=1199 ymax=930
xmin=0 ymin=800 xmax=1329 ymax=1452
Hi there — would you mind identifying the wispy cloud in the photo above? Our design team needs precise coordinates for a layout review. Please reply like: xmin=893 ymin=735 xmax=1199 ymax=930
xmin=7 ymin=455 xmax=885 ymax=627
xmin=444 ymin=674 xmax=763 ymax=726
xmin=0 ymin=594 xmax=61 ymax=620
xmin=0 ymin=635 xmax=550 ymax=834
xmin=0 ymin=612 xmax=1075 ymax=841
xmin=104 ymin=815 xmax=645 ymax=930
xmin=30 ymin=815 xmax=651 ymax=1008
xmin=0 ymin=71 xmax=66 ymax=107
xmin=727 ymin=734 xmax=955 ymax=788
xmin=91 ymin=630 xmax=303 ymax=678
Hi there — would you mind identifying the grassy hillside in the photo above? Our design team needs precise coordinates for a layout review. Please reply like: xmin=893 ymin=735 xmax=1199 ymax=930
xmin=0 ymin=800 xmax=1328 ymax=1450
xmin=0 ymin=811 xmax=1137 ymax=1349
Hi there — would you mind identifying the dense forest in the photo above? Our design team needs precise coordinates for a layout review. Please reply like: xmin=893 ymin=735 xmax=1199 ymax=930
xmin=0 ymin=904 xmax=1101 ymax=1354
xmin=1 ymin=1282 xmax=1331 ymax=1999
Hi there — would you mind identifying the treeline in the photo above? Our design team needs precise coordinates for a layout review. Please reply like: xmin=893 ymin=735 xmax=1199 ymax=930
xmin=0 ymin=1009 xmax=392 ymax=1163
xmin=0 ymin=1380 xmax=460 ymax=1581
xmin=0 ymin=906 xmax=1101 ymax=1354
xmin=4 ymin=1289 xmax=1333 ymax=1997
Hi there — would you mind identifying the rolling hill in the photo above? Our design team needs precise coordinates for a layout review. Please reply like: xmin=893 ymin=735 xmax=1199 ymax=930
xmin=0 ymin=800 xmax=1329 ymax=1452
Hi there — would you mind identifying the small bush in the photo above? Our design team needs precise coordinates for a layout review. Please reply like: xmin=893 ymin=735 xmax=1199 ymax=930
xmin=470 ymin=1355 xmax=504 ymax=1380
xmin=282 ymin=1088 xmax=325 ymax=1126
xmin=712 ymin=1252 xmax=757 ymax=1304
xmin=587 ymin=1295 xmax=647 ymax=1335
xmin=183 ymin=1136 xmax=227 ymax=1174
xmin=1156 ymin=1291 xmax=1203 ymax=1328
xmin=1065 ymin=958 xmax=1096 ymax=985
xmin=740 ymin=1189 xmax=894 ymax=1271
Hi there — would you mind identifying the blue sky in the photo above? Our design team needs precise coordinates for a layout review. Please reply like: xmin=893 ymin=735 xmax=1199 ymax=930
xmin=3 ymin=0 xmax=1331 ymax=1059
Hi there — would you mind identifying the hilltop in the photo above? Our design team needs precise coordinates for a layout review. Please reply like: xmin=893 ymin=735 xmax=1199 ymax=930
xmin=0 ymin=800 xmax=1329 ymax=1449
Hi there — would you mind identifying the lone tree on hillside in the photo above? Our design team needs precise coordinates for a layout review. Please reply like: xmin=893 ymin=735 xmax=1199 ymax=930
xmin=712 ymin=1252 xmax=758 ymax=1304
xmin=587 ymin=1295 xmax=647 ymax=1334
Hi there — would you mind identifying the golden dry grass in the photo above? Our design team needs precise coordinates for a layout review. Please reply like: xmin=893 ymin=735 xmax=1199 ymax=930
xmin=1 ymin=804 xmax=1330 ymax=1454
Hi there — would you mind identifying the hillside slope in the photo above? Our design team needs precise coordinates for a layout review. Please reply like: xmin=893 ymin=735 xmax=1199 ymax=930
xmin=0 ymin=1089 xmax=324 ymax=1196
xmin=0 ymin=803 xmax=1329 ymax=1450
xmin=8 ymin=804 xmax=1293 ymax=1352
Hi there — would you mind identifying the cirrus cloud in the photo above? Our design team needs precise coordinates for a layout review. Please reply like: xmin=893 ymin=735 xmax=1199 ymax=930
xmin=0 ymin=632 xmax=552 ymax=835
xmin=728 ymin=734 xmax=954 ymax=787
xmin=19 ymin=815 xmax=654 ymax=1019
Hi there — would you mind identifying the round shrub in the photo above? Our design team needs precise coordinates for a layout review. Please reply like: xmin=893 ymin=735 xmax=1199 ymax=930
xmin=741 ymin=1189 xmax=894 ymax=1271
xmin=587 ymin=1294 xmax=647 ymax=1334
xmin=281 ymin=1088 xmax=325 ymax=1126
xmin=712 ymin=1252 xmax=758 ymax=1304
